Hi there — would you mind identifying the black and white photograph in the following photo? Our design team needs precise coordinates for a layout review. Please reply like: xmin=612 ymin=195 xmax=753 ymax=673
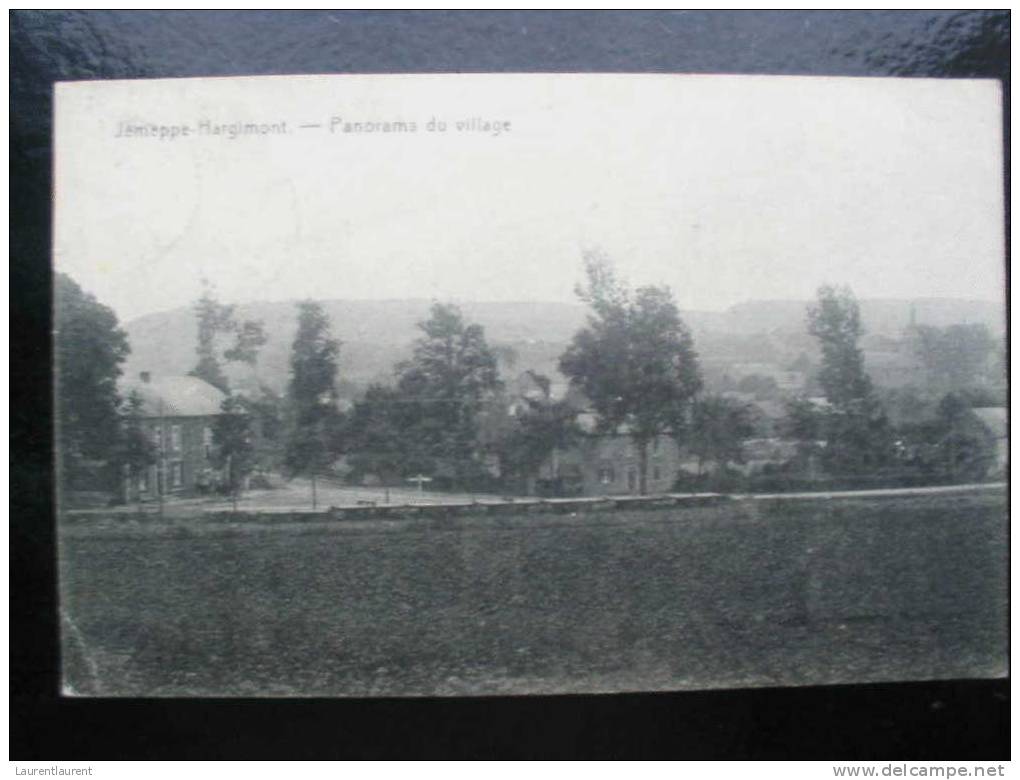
xmin=49 ymin=70 xmax=1007 ymax=702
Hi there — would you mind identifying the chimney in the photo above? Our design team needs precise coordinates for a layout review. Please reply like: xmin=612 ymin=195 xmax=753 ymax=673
xmin=140 ymin=371 xmax=151 ymax=384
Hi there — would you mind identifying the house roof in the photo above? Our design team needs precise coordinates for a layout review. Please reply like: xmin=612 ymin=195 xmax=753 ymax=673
xmin=508 ymin=370 xmax=571 ymax=402
xmin=122 ymin=375 xmax=226 ymax=418
xmin=971 ymin=407 xmax=1007 ymax=439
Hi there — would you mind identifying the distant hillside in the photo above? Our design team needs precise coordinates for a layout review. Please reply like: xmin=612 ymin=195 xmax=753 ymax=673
xmin=122 ymin=297 xmax=1005 ymax=396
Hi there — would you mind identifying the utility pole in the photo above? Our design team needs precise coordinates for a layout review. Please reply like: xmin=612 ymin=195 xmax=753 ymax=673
xmin=228 ymin=452 xmax=237 ymax=513
xmin=158 ymin=398 xmax=165 ymax=519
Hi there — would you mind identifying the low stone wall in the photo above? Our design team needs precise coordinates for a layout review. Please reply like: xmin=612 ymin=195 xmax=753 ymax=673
xmin=60 ymin=482 xmax=1006 ymax=526
xmin=324 ymin=493 xmax=730 ymax=522
xmin=60 ymin=492 xmax=731 ymax=525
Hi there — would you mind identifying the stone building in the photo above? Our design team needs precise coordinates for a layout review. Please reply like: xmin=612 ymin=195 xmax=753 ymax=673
xmin=536 ymin=414 xmax=683 ymax=497
xmin=121 ymin=373 xmax=226 ymax=502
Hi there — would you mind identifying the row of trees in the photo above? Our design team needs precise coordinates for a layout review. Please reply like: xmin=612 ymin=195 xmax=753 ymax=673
xmin=346 ymin=255 xmax=703 ymax=492
xmin=173 ymin=252 xmax=709 ymax=502
xmin=913 ymin=322 xmax=1002 ymax=394
xmin=55 ymin=255 xmax=1002 ymax=507
xmin=334 ymin=252 xmax=707 ymax=495
xmin=243 ymin=273 xmax=1004 ymax=498
xmin=747 ymin=286 xmax=1000 ymax=489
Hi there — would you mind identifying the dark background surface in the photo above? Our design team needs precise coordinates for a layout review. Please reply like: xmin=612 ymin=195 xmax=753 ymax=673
xmin=11 ymin=10 xmax=1009 ymax=759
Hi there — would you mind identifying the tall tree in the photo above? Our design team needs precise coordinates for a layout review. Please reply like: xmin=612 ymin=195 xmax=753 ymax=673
xmin=238 ymin=385 xmax=285 ymax=473
xmin=54 ymin=273 xmax=131 ymax=497
xmin=912 ymin=323 xmax=997 ymax=393
xmin=806 ymin=285 xmax=892 ymax=473
xmin=344 ymin=384 xmax=424 ymax=484
xmin=190 ymin=279 xmax=267 ymax=393
xmin=780 ymin=396 xmax=825 ymax=467
xmin=807 ymin=285 xmax=873 ymax=408
xmin=395 ymin=303 xmax=503 ymax=487
xmin=933 ymin=393 xmax=995 ymax=482
xmin=190 ymin=280 xmax=235 ymax=392
xmin=499 ymin=372 xmax=581 ymax=494
xmin=559 ymin=252 xmax=702 ymax=494
xmin=111 ymin=389 xmax=157 ymax=506
xmin=224 ymin=319 xmax=269 ymax=366
xmin=284 ymin=301 xmax=341 ymax=508
xmin=690 ymin=395 xmax=756 ymax=478
xmin=213 ymin=395 xmax=256 ymax=511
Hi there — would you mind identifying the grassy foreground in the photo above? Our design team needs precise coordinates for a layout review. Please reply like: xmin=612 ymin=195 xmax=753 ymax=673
xmin=58 ymin=492 xmax=1007 ymax=697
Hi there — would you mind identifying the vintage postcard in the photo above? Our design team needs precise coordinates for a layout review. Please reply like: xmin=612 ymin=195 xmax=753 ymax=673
xmin=53 ymin=74 xmax=1006 ymax=697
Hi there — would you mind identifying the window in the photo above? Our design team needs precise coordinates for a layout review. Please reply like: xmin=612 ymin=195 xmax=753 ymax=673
xmin=170 ymin=425 xmax=182 ymax=452
xmin=652 ymin=437 xmax=660 ymax=453
xmin=171 ymin=461 xmax=183 ymax=488
xmin=203 ymin=426 xmax=214 ymax=459
xmin=627 ymin=468 xmax=637 ymax=492
xmin=653 ymin=465 xmax=661 ymax=481
xmin=138 ymin=469 xmax=149 ymax=493
xmin=598 ymin=464 xmax=615 ymax=485
xmin=151 ymin=425 xmax=162 ymax=450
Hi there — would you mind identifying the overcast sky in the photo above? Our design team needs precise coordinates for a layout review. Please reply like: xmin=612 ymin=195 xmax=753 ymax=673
xmin=54 ymin=74 xmax=1004 ymax=322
